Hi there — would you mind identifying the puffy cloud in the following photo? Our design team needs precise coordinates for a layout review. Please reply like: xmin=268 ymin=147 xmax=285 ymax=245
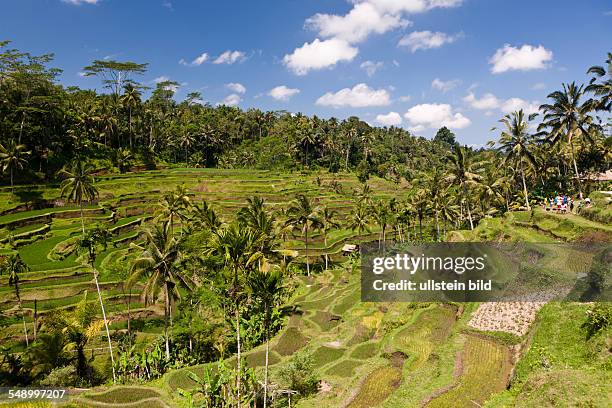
xmin=283 ymin=38 xmax=358 ymax=75
xmin=357 ymin=0 xmax=463 ymax=14
xmin=62 ymin=0 xmax=99 ymax=4
xmin=360 ymin=60 xmax=384 ymax=77
xmin=500 ymin=97 xmax=540 ymax=115
xmin=376 ymin=111 xmax=402 ymax=126
xmin=221 ymin=94 xmax=241 ymax=106
xmin=213 ymin=50 xmax=246 ymax=64
xmin=489 ymin=44 xmax=553 ymax=74
xmin=431 ymin=78 xmax=460 ymax=92
xmin=463 ymin=92 xmax=500 ymax=110
xmin=226 ymin=82 xmax=246 ymax=94
xmin=268 ymin=85 xmax=300 ymax=101
xmin=398 ymin=30 xmax=461 ymax=52
xmin=403 ymin=103 xmax=471 ymax=130
xmin=316 ymin=83 xmax=391 ymax=108
xmin=179 ymin=52 xmax=209 ymax=67
xmin=306 ymin=2 xmax=410 ymax=44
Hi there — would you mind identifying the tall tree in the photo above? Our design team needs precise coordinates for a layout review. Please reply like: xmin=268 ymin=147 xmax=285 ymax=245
xmin=586 ymin=52 xmax=612 ymax=112
xmin=248 ymin=268 xmax=284 ymax=408
xmin=129 ymin=221 xmax=193 ymax=360
xmin=0 ymin=141 xmax=31 ymax=191
xmin=446 ymin=146 xmax=482 ymax=230
xmin=539 ymin=82 xmax=597 ymax=198
xmin=497 ymin=110 xmax=538 ymax=210
xmin=58 ymin=160 xmax=98 ymax=234
xmin=2 ymin=255 xmax=30 ymax=347
xmin=78 ymin=226 xmax=117 ymax=383
xmin=320 ymin=206 xmax=339 ymax=270
xmin=285 ymin=195 xmax=321 ymax=276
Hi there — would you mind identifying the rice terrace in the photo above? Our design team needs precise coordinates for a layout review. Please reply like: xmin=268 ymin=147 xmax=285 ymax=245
xmin=0 ymin=1 xmax=611 ymax=407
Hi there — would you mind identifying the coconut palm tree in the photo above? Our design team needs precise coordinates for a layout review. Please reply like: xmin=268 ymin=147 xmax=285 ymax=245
xmin=205 ymin=223 xmax=261 ymax=407
xmin=370 ymin=200 xmax=390 ymax=249
xmin=2 ymin=254 xmax=30 ymax=347
xmin=78 ymin=226 xmax=116 ymax=383
xmin=248 ymin=268 xmax=284 ymax=408
xmin=445 ymin=146 xmax=483 ymax=230
xmin=320 ymin=206 xmax=339 ymax=270
xmin=539 ymin=82 xmax=597 ymax=198
xmin=191 ymin=200 xmax=221 ymax=232
xmin=156 ymin=185 xmax=191 ymax=235
xmin=58 ymin=160 xmax=98 ymax=234
xmin=348 ymin=202 xmax=371 ymax=236
xmin=129 ymin=221 xmax=193 ymax=360
xmin=0 ymin=141 xmax=31 ymax=192
xmin=43 ymin=291 xmax=105 ymax=383
xmin=586 ymin=52 xmax=612 ymax=112
xmin=285 ymin=195 xmax=321 ymax=276
xmin=121 ymin=83 xmax=141 ymax=148
xmin=497 ymin=110 xmax=538 ymax=210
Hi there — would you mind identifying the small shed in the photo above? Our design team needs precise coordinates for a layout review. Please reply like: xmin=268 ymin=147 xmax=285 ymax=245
xmin=342 ymin=243 xmax=359 ymax=255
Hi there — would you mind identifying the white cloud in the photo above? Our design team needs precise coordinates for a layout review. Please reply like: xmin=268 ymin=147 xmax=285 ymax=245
xmin=431 ymin=78 xmax=460 ymax=92
xmin=62 ymin=0 xmax=99 ymax=4
xmin=268 ymin=85 xmax=300 ymax=101
xmin=153 ymin=76 xmax=170 ymax=83
xmin=398 ymin=30 xmax=461 ymax=52
xmin=360 ymin=60 xmax=384 ymax=77
xmin=531 ymin=82 xmax=546 ymax=90
xmin=306 ymin=2 xmax=410 ymax=44
xmin=213 ymin=50 xmax=246 ymax=64
xmin=500 ymin=97 xmax=540 ymax=115
xmin=399 ymin=95 xmax=412 ymax=102
xmin=226 ymin=82 xmax=246 ymax=94
xmin=404 ymin=103 xmax=471 ymax=130
xmin=376 ymin=111 xmax=402 ymax=126
xmin=221 ymin=94 xmax=241 ymax=106
xmin=463 ymin=92 xmax=500 ymax=110
xmin=358 ymin=0 xmax=463 ymax=14
xmin=316 ymin=83 xmax=391 ymax=108
xmin=489 ymin=44 xmax=553 ymax=74
xmin=78 ymin=72 xmax=87 ymax=77
xmin=179 ymin=52 xmax=209 ymax=67
xmin=283 ymin=38 xmax=358 ymax=75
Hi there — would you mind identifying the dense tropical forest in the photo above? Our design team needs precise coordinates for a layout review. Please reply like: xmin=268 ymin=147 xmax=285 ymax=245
xmin=0 ymin=41 xmax=610 ymax=407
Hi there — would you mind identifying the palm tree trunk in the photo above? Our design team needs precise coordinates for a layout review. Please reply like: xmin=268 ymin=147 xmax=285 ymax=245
xmin=93 ymin=266 xmax=116 ymax=383
xmin=264 ymin=321 xmax=270 ymax=408
xmin=305 ymin=227 xmax=310 ymax=276
xmin=10 ymin=167 xmax=14 ymax=192
xmin=80 ymin=201 xmax=85 ymax=235
xmin=466 ymin=201 xmax=474 ymax=230
xmin=520 ymin=161 xmax=530 ymax=211
xmin=22 ymin=315 xmax=29 ymax=347
xmin=435 ymin=212 xmax=440 ymax=241
xmin=569 ymin=137 xmax=583 ymax=198
xmin=324 ymin=234 xmax=328 ymax=270
xmin=236 ymin=307 xmax=242 ymax=408
xmin=164 ymin=283 xmax=171 ymax=360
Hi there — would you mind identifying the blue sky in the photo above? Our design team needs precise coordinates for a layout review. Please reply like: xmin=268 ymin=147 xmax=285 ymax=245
xmin=1 ymin=0 xmax=611 ymax=144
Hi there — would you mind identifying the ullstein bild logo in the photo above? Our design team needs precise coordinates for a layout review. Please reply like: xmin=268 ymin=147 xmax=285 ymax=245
xmin=361 ymin=242 xmax=611 ymax=303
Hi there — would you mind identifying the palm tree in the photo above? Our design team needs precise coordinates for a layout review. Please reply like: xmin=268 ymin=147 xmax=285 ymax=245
xmin=445 ymin=146 xmax=483 ymax=230
xmin=371 ymin=200 xmax=390 ymax=249
xmin=348 ymin=202 xmax=371 ymax=236
xmin=2 ymin=254 xmax=30 ymax=347
xmin=78 ymin=226 xmax=116 ymax=383
xmin=0 ymin=141 xmax=31 ymax=192
xmin=156 ymin=185 xmax=191 ymax=235
xmin=129 ymin=221 xmax=193 ymax=360
xmin=248 ymin=268 xmax=284 ymax=408
xmin=191 ymin=200 xmax=221 ymax=232
xmin=285 ymin=195 xmax=321 ymax=276
xmin=320 ymin=206 xmax=339 ymax=270
xmin=58 ymin=160 xmax=98 ymax=234
xmin=539 ymin=82 xmax=597 ymax=198
xmin=205 ymin=223 xmax=260 ymax=407
xmin=586 ymin=52 xmax=612 ymax=112
xmin=497 ymin=110 xmax=538 ymax=210
xmin=43 ymin=292 xmax=105 ymax=383
xmin=121 ymin=83 xmax=141 ymax=149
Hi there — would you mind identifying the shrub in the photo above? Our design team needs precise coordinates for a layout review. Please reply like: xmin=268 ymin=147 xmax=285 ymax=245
xmin=39 ymin=365 xmax=77 ymax=387
xmin=278 ymin=352 xmax=318 ymax=397
xmin=582 ymin=303 xmax=612 ymax=339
